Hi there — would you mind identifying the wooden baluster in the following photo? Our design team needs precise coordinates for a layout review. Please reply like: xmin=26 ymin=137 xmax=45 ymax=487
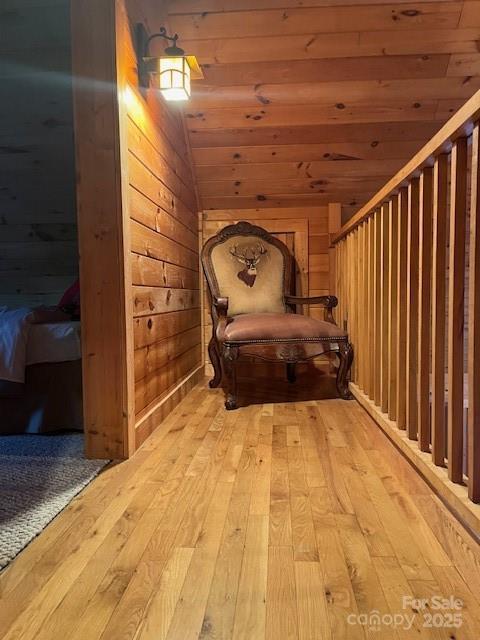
xmin=418 ymin=167 xmax=434 ymax=451
xmin=344 ymin=237 xmax=348 ymax=332
xmin=369 ymin=216 xmax=374 ymax=397
xmin=337 ymin=240 xmax=343 ymax=331
xmin=354 ymin=225 xmax=362 ymax=388
xmin=340 ymin=239 xmax=344 ymax=330
xmin=362 ymin=220 xmax=370 ymax=395
xmin=380 ymin=202 xmax=390 ymax=413
xmin=342 ymin=238 xmax=346 ymax=332
xmin=448 ymin=137 xmax=468 ymax=484
xmin=431 ymin=154 xmax=449 ymax=466
xmin=357 ymin=223 xmax=364 ymax=390
xmin=335 ymin=235 xmax=340 ymax=327
xmin=341 ymin=239 xmax=345 ymax=330
xmin=396 ymin=188 xmax=409 ymax=429
xmin=356 ymin=225 xmax=362 ymax=388
xmin=388 ymin=195 xmax=399 ymax=421
xmin=353 ymin=227 xmax=360 ymax=384
xmin=343 ymin=237 xmax=347 ymax=332
xmin=352 ymin=230 xmax=358 ymax=383
xmin=368 ymin=215 xmax=375 ymax=399
xmin=356 ymin=227 xmax=361 ymax=385
xmin=372 ymin=216 xmax=376 ymax=399
xmin=345 ymin=237 xmax=348 ymax=332
xmin=374 ymin=210 xmax=382 ymax=405
xmin=406 ymin=178 xmax=420 ymax=440
xmin=468 ymin=122 xmax=480 ymax=502
xmin=366 ymin=223 xmax=370 ymax=391
xmin=343 ymin=237 xmax=346 ymax=330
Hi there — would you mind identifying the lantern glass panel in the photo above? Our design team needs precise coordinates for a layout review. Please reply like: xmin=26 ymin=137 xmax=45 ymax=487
xmin=159 ymin=56 xmax=191 ymax=101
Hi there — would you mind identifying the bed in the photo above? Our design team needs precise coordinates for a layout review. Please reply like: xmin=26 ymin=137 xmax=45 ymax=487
xmin=0 ymin=321 xmax=83 ymax=434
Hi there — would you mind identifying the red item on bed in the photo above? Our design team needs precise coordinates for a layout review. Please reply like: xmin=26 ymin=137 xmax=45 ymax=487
xmin=58 ymin=279 xmax=80 ymax=319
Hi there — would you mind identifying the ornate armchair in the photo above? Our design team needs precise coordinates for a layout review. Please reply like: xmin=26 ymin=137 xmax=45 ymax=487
xmin=201 ymin=221 xmax=353 ymax=409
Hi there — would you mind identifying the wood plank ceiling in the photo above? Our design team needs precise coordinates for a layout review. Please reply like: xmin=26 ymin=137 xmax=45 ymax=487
xmin=165 ymin=0 xmax=480 ymax=219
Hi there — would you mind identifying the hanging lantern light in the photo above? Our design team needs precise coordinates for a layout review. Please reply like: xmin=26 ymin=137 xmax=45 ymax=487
xmin=158 ymin=54 xmax=191 ymax=101
xmin=138 ymin=26 xmax=203 ymax=102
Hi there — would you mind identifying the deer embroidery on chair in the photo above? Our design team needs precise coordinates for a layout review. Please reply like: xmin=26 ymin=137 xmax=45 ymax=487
xmin=230 ymin=243 xmax=268 ymax=287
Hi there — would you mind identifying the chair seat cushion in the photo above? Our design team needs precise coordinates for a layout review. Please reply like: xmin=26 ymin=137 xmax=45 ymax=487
xmin=224 ymin=312 xmax=347 ymax=343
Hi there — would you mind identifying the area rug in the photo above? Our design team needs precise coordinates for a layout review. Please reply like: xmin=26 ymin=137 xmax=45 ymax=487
xmin=0 ymin=434 xmax=108 ymax=570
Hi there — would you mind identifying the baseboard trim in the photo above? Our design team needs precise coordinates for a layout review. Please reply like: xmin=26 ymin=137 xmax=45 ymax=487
xmin=351 ymin=383 xmax=480 ymax=543
xmin=134 ymin=365 xmax=204 ymax=450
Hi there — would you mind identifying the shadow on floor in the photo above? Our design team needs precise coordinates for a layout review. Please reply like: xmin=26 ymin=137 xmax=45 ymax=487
xmin=232 ymin=365 xmax=340 ymax=407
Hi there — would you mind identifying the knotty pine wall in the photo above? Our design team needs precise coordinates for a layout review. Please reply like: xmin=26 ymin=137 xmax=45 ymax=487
xmin=119 ymin=0 xmax=203 ymax=446
xmin=72 ymin=0 xmax=202 ymax=458
xmin=0 ymin=0 xmax=78 ymax=307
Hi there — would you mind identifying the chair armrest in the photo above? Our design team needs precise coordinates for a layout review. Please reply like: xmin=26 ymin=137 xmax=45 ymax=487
xmin=213 ymin=296 xmax=229 ymax=315
xmin=212 ymin=297 xmax=229 ymax=342
xmin=285 ymin=295 xmax=338 ymax=308
xmin=285 ymin=295 xmax=338 ymax=324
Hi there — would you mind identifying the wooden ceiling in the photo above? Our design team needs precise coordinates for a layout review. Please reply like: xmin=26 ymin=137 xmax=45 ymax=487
xmin=165 ymin=0 xmax=480 ymax=219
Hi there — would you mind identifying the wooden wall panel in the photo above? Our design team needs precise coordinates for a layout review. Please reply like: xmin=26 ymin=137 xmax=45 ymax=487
xmin=72 ymin=0 xmax=133 ymax=459
xmin=72 ymin=0 xmax=202 ymax=458
xmin=118 ymin=0 xmax=203 ymax=439
xmin=0 ymin=0 xmax=77 ymax=307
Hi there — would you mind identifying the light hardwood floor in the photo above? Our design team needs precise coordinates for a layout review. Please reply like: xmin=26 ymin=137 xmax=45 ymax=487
xmin=1 ymin=373 xmax=480 ymax=640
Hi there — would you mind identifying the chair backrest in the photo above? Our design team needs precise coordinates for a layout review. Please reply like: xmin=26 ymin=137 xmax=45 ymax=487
xmin=201 ymin=221 xmax=293 ymax=316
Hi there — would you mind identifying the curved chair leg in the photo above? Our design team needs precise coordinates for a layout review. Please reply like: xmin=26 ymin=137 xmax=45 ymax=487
xmin=208 ymin=336 xmax=222 ymax=388
xmin=286 ymin=362 xmax=296 ymax=383
xmin=223 ymin=345 xmax=239 ymax=410
xmin=336 ymin=342 xmax=354 ymax=400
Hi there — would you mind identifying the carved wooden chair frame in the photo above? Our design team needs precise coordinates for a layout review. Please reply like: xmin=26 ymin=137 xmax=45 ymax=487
xmin=201 ymin=221 xmax=353 ymax=409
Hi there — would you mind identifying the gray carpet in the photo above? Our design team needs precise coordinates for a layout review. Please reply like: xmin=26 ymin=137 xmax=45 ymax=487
xmin=0 ymin=434 xmax=108 ymax=570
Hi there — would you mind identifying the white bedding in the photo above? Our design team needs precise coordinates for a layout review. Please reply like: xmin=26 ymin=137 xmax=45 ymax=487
xmin=0 ymin=307 xmax=32 ymax=383
xmin=26 ymin=322 xmax=81 ymax=366
xmin=0 ymin=307 xmax=81 ymax=383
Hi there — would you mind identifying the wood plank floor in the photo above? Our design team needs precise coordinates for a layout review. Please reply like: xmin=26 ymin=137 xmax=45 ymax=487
xmin=2 ymin=373 xmax=480 ymax=640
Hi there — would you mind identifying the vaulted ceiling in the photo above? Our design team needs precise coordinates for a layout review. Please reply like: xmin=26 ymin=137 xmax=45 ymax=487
xmin=166 ymin=0 xmax=480 ymax=219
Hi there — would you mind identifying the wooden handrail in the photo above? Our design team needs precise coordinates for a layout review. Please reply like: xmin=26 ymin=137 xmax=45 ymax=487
xmin=333 ymin=89 xmax=480 ymax=244
xmin=334 ymin=95 xmax=480 ymax=517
